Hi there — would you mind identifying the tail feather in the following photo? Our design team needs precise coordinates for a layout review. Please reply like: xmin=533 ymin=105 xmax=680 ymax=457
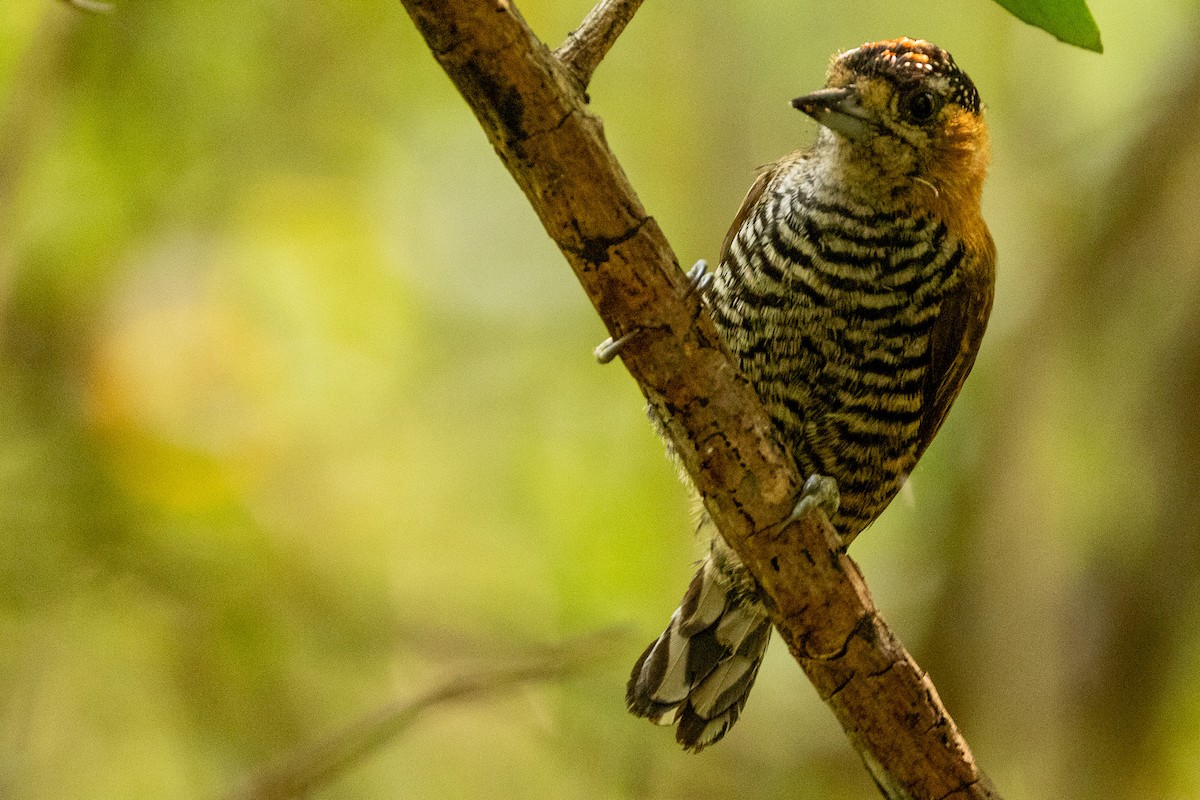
xmin=627 ymin=556 xmax=772 ymax=751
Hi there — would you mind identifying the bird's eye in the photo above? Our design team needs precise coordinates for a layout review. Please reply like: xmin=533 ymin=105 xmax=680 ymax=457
xmin=902 ymin=90 xmax=941 ymax=123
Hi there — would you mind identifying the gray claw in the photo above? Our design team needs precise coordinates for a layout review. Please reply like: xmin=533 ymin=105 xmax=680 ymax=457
xmin=594 ymin=328 xmax=643 ymax=364
xmin=684 ymin=259 xmax=713 ymax=299
xmin=791 ymin=474 xmax=840 ymax=521
xmin=598 ymin=260 xmax=710 ymax=364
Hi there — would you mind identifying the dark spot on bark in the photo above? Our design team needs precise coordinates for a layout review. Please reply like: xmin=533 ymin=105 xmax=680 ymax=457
xmin=574 ymin=219 xmax=647 ymax=267
xmin=770 ymin=556 xmax=780 ymax=572
xmin=829 ymin=549 xmax=843 ymax=571
xmin=853 ymin=613 xmax=877 ymax=646
xmin=462 ymin=62 xmax=527 ymax=143
xmin=579 ymin=235 xmax=613 ymax=265
xmin=497 ymin=91 xmax=525 ymax=141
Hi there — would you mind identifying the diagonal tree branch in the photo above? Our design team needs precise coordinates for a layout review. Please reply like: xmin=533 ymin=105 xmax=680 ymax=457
xmin=399 ymin=2 xmax=1003 ymax=797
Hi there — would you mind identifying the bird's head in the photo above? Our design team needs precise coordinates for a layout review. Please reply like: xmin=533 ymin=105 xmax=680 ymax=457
xmin=793 ymin=38 xmax=989 ymax=212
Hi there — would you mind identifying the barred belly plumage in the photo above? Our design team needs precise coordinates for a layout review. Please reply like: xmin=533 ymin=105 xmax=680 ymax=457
xmin=626 ymin=37 xmax=995 ymax=752
xmin=710 ymin=167 xmax=964 ymax=542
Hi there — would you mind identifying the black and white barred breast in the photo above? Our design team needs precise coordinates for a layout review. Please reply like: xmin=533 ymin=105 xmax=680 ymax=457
xmin=709 ymin=156 xmax=969 ymax=542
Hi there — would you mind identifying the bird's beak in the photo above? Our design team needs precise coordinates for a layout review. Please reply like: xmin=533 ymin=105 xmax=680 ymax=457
xmin=791 ymin=86 xmax=876 ymax=141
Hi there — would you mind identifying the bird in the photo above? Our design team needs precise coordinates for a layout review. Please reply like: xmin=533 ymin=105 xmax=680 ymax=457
xmin=626 ymin=37 xmax=996 ymax=752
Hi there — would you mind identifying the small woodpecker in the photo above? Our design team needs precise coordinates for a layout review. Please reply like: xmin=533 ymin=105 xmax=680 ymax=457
xmin=627 ymin=37 xmax=996 ymax=752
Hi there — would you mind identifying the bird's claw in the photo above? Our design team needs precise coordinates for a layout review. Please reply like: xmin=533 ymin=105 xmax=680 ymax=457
xmin=684 ymin=259 xmax=713 ymax=300
xmin=594 ymin=328 xmax=643 ymax=364
xmin=596 ymin=261 xmax=712 ymax=364
xmin=791 ymin=474 xmax=840 ymax=523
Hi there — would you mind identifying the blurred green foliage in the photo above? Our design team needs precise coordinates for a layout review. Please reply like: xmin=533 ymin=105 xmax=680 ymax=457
xmin=2 ymin=1 xmax=1200 ymax=799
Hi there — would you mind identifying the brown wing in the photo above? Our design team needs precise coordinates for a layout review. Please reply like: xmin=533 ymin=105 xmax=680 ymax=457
xmin=719 ymin=158 xmax=795 ymax=265
xmin=915 ymin=231 xmax=997 ymax=460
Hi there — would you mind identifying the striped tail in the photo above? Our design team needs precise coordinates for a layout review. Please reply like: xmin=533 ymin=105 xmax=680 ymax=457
xmin=626 ymin=554 xmax=772 ymax=751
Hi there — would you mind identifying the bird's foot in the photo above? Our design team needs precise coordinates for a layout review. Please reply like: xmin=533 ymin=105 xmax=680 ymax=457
xmin=684 ymin=259 xmax=713 ymax=300
xmin=594 ymin=328 xmax=643 ymax=364
xmin=790 ymin=474 xmax=840 ymax=524
xmin=789 ymin=474 xmax=849 ymax=548
xmin=596 ymin=260 xmax=711 ymax=364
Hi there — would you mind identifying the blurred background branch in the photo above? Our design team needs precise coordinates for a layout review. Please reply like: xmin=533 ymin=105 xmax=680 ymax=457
xmin=227 ymin=627 xmax=628 ymax=800
xmin=57 ymin=0 xmax=114 ymax=14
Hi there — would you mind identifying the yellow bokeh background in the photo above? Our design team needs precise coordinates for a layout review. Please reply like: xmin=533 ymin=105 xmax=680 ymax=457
xmin=3 ymin=1 xmax=1200 ymax=798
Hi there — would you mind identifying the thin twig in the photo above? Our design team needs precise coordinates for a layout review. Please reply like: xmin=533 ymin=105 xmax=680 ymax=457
xmin=226 ymin=628 xmax=628 ymax=800
xmin=555 ymin=0 xmax=645 ymax=91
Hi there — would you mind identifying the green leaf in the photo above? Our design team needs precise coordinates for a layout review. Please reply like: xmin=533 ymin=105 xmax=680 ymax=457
xmin=991 ymin=0 xmax=1104 ymax=52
